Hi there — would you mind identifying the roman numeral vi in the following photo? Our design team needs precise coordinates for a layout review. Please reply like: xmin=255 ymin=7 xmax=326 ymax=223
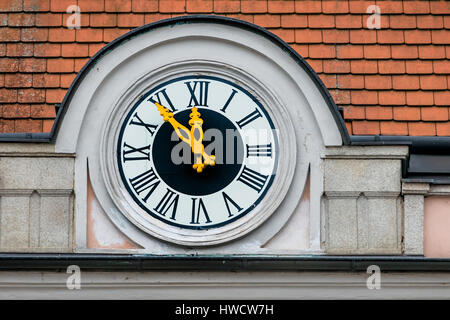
xmin=190 ymin=198 xmax=212 ymax=225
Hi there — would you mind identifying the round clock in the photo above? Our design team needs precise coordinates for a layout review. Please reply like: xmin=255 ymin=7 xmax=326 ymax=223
xmin=117 ymin=75 xmax=278 ymax=230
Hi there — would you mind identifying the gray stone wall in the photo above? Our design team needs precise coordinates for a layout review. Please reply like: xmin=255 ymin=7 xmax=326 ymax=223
xmin=0 ymin=144 xmax=74 ymax=252
xmin=323 ymin=147 xmax=408 ymax=254
xmin=0 ymin=144 xmax=423 ymax=255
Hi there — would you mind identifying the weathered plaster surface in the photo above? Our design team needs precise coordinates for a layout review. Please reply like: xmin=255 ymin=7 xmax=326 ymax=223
xmin=424 ymin=196 xmax=450 ymax=258
xmin=87 ymin=172 xmax=140 ymax=250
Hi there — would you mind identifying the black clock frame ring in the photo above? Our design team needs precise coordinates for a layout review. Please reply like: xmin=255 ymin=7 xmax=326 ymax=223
xmin=117 ymin=75 xmax=279 ymax=230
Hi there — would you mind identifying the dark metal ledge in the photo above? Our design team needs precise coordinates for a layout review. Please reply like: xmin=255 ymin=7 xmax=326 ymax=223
xmin=351 ymin=135 xmax=450 ymax=154
xmin=1 ymin=254 xmax=450 ymax=272
xmin=0 ymin=133 xmax=53 ymax=143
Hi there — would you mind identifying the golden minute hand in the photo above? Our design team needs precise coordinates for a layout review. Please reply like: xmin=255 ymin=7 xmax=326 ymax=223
xmin=189 ymin=107 xmax=204 ymax=155
xmin=154 ymin=102 xmax=191 ymax=145
xmin=189 ymin=107 xmax=215 ymax=173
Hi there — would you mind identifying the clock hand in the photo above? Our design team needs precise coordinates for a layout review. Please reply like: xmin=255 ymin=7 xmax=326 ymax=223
xmin=189 ymin=107 xmax=205 ymax=173
xmin=189 ymin=107 xmax=204 ymax=154
xmin=154 ymin=102 xmax=191 ymax=145
xmin=153 ymin=102 xmax=215 ymax=173
xmin=189 ymin=107 xmax=215 ymax=173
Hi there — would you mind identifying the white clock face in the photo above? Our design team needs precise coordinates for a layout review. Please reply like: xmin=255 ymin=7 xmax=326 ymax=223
xmin=117 ymin=75 xmax=278 ymax=229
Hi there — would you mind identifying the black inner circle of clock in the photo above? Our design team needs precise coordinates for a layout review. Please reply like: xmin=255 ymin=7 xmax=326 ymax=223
xmin=152 ymin=108 xmax=244 ymax=196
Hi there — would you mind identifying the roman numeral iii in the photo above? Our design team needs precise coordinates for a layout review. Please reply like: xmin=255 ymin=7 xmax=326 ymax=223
xmin=185 ymin=81 xmax=210 ymax=107
xmin=246 ymin=143 xmax=272 ymax=157
xmin=129 ymin=168 xmax=160 ymax=203
xmin=237 ymin=166 xmax=269 ymax=193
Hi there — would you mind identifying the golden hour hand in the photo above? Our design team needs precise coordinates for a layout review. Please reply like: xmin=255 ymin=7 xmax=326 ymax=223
xmin=153 ymin=103 xmax=215 ymax=173
xmin=154 ymin=102 xmax=191 ymax=145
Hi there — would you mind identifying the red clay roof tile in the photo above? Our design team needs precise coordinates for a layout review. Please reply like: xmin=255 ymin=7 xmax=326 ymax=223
xmin=0 ymin=0 xmax=448 ymax=136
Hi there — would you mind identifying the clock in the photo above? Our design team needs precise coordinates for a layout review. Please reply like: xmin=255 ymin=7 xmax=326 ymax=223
xmin=117 ymin=75 xmax=278 ymax=230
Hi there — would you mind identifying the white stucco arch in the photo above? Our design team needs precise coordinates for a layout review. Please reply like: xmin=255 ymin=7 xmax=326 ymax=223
xmin=52 ymin=16 xmax=349 ymax=254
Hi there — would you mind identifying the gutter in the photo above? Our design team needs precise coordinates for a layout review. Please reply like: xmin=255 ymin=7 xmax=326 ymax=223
xmin=0 ymin=132 xmax=53 ymax=143
xmin=0 ymin=103 xmax=63 ymax=143
xmin=351 ymin=135 xmax=450 ymax=154
xmin=351 ymin=135 xmax=450 ymax=182
xmin=1 ymin=254 xmax=450 ymax=272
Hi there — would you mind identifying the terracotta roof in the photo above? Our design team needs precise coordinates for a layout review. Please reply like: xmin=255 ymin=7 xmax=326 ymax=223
xmin=0 ymin=0 xmax=449 ymax=136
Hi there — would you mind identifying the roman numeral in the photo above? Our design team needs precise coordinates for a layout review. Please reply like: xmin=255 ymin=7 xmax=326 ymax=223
xmin=123 ymin=142 xmax=151 ymax=162
xmin=130 ymin=113 xmax=158 ymax=136
xmin=222 ymin=192 xmax=242 ymax=218
xmin=236 ymin=108 xmax=262 ymax=129
xmin=154 ymin=189 xmax=179 ymax=220
xmin=246 ymin=143 xmax=272 ymax=157
xmin=190 ymin=198 xmax=212 ymax=225
xmin=129 ymin=168 xmax=160 ymax=203
xmin=148 ymin=88 xmax=177 ymax=112
xmin=237 ymin=166 xmax=268 ymax=193
xmin=220 ymin=89 xmax=238 ymax=113
xmin=185 ymin=81 xmax=210 ymax=107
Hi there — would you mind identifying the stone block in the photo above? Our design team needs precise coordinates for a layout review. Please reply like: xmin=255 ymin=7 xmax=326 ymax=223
xmin=0 ymin=193 xmax=31 ymax=248
xmin=404 ymin=194 xmax=424 ymax=255
xmin=325 ymin=196 xmax=358 ymax=251
xmin=0 ymin=157 xmax=74 ymax=190
xmin=325 ymin=193 xmax=402 ymax=254
xmin=324 ymin=159 xmax=401 ymax=192
xmin=366 ymin=197 xmax=400 ymax=250
xmin=39 ymin=192 xmax=73 ymax=249
xmin=0 ymin=155 xmax=74 ymax=252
